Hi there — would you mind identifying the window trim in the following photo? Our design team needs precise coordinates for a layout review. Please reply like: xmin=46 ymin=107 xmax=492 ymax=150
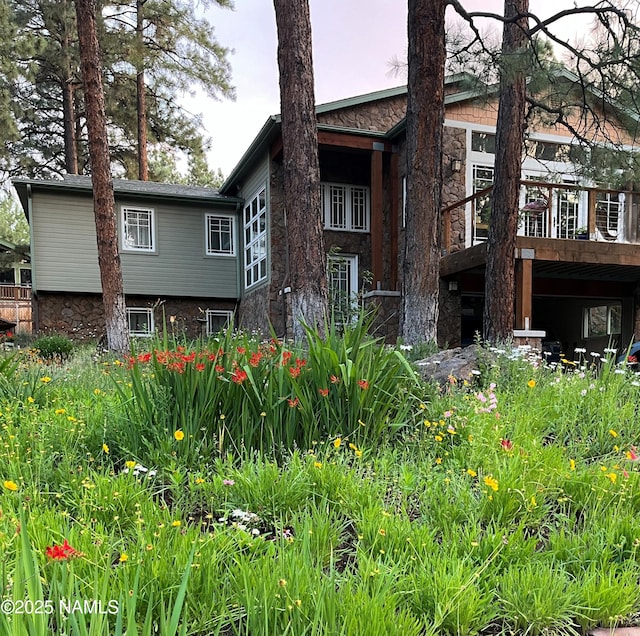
xmin=205 ymin=213 xmax=236 ymax=257
xmin=244 ymin=185 xmax=268 ymax=290
xmin=327 ymin=253 xmax=359 ymax=324
xmin=322 ymin=182 xmax=370 ymax=233
xmin=127 ymin=307 xmax=154 ymax=337
xmin=121 ymin=206 xmax=156 ymax=253
xmin=582 ymin=303 xmax=621 ymax=338
xmin=205 ymin=309 xmax=234 ymax=336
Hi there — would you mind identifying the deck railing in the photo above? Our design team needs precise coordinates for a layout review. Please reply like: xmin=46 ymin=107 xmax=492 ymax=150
xmin=0 ymin=285 xmax=31 ymax=301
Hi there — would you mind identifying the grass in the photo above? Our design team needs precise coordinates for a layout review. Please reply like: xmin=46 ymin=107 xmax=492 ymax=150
xmin=1 ymin=329 xmax=640 ymax=634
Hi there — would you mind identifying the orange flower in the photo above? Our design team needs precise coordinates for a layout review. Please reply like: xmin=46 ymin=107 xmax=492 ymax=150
xmin=318 ymin=388 xmax=329 ymax=397
xmin=289 ymin=366 xmax=301 ymax=379
xmin=358 ymin=380 xmax=369 ymax=390
xmin=287 ymin=397 xmax=300 ymax=408
xmin=231 ymin=369 xmax=248 ymax=384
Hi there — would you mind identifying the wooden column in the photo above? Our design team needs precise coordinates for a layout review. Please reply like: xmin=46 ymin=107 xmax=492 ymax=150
xmin=515 ymin=256 xmax=533 ymax=329
xmin=389 ymin=151 xmax=398 ymax=290
xmin=371 ymin=148 xmax=384 ymax=289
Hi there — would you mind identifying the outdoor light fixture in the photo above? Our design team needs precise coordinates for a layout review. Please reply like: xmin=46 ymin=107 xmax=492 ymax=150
xmin=451 ymin=159 xmax=462 ymax=173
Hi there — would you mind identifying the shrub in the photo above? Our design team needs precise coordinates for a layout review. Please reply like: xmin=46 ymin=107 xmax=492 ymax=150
xmin=32 ymin=334 xmax=74 ymax=362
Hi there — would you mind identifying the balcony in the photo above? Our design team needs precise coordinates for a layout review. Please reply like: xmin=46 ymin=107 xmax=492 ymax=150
xmin=0 ymin=285 xmax=31 ymax=301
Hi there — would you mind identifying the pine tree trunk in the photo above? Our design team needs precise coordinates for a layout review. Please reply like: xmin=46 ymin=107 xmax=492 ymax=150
xmin=61 ymin=9 xmax=78 ymax=175
xmin=273 ymin=0 xmax=327 ymax=341
xmin=136 ymin=0 xmax=148 ymax=181
xmin=401 ymin=0 xmax=446 ymax=345
xmin=75 ymin=0 xmax=130 ymax=355
xmin=483 ymin=0 xmax=529 ymax=344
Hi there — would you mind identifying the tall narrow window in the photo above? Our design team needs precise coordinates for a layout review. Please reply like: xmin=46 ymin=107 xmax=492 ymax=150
xmin=244 ymin=186 xmax=267 ymax=289
xmin=206 ymin=214 xmax=235 ymax=256
xmin=122 ymin=207 xmax=155 ymax=252
xmin=328 ymin=254 xmax=358 ymax=324
xmin=472 ymin=165 xmax=493 ymax=242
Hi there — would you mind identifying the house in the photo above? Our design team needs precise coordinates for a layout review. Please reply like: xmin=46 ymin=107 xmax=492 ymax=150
xmin=0 ymin=237 xmax=32 ymax=333
xmin=12 ymin=176 xmax=242 ymax=339
xmin=13 ymin=71 xmax=640 ymax=353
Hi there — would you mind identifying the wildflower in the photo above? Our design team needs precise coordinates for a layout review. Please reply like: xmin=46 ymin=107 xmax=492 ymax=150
xmin=348 ymin=443 xmax=358 ymax=451
xmin=40 ymin=376 xmax=52 ymax=384
xmin=102 ymin=443 xmax=109 ymax=454
xmin=287 ymin=397 xmax=300 ymax=408
xmin=289 ymin=366 xmax=301 ymax=379
xmin=443 ymin=410 xmax=453 ymax=418
xmin=27 ymin=397 xmax=34 ymax=404
xmin=55 ymin=408 xmax=66 ymax=415
xmin=318 ymin=388 xmax=329 ymax=397
xmin=333 ymin=437 xmax=342 ymax=449
xmin=195 ymin=363 xmax=205 ymax=372
xmin=569 ymin=459 xmax=576 ymax=471
xmin=500 ymin=439 xmax=513 ymax=451
xmin=606 ymin=472 xmax=617 ymax=484
xmin=215 ymin=364 xmax=225 ymax=373
xmin=527 ymin=379 xmax=536 ymax=388
xmin=3 ymin=480 xmax=18 ymax=491
xmin=466 ymin=469 xmax=477 ymax=478
xmin=125 ymin=460 xmax=136 ymax=469
xmin=174 ymin=430 xmax=185 ymax=441
xmin=249 ymin=352 xmax=262 ymax=367
xmin=195 ymin=478 xmax=205 ymax=485
xmin=483 ymin=475 xmax=499 ymax=492
xmin=434 ymin=434 xmax=443 ymax=442
xmin=223 ymin=479 xmax=235 ymax=486
xmin=119 ymin=553 xmax=128 ymax=563
xmin=171 ymin=520 xmax=181 ymax=527
xmin=435 ymin=457 xmax=442 ymax=465
xmin=609 ymin=429 xmax=618 ymax=438
xmin=231 ymin=369 xmax=248 ymax=384
xmin=330 ymin=374 xmax=340 ymax=384
xmin=378 ymin=528 xmax=386 ymax=536
xmin=278 ymin=579 xmax=287 ymax=587
xmin=626 ymin=447 xmax=639 ymax=461
xmin=358 ymin=379 xmax=369 ymax=390
xmin=354 ymin=449 xmax=363 ymax=458
xmin=313 ymin=461 xmax=322 ymax=469
xmin=46 ymin=539 xmax=79 ymax=560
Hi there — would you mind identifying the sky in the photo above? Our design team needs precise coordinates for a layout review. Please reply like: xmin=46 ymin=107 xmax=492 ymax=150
xmin=187 ymin=0 xmax=599 ymax=177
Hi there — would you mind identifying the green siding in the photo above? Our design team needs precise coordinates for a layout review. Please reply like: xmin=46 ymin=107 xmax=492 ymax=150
xmin=31 ymin=191 xmax=240 ymax=298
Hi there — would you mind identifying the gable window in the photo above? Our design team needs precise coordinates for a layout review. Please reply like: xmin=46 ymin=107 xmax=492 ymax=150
xmin=206 ymin=214 xmax=235 ymax=256
xmin=122 ymin=206 xmax=155 ymax=252
xmin=206 ymin=309 xmax=234 ymax=336
xmin=322 ymin=183 xmax=370 ymax=232
xmin=127 ymin=307 xmax=154 ymax=337
xmin=328 ymin=253 xmax=358 ymax=324
xmin=244 ymin=186 xmax=267 ymax=289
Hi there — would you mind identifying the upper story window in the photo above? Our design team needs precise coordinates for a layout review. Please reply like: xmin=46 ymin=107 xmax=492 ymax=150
xmin=122 ymin=206 xmax=155 ymax=252
xmin=206 ymin=214 xmax=235 ymax=256
xmin=322 ymin=183 xmax=370 ymax=232
xmin=471 ymin=132 xmax=496 ymax=154
xmin=244 ymin=186 xmax=267 ymax=289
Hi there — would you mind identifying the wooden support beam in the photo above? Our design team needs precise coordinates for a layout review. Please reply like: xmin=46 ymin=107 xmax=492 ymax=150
xmin=515 ymin=257 xmax=533 ymax=329
xmin=588 ymin=190 xmax=596 ymax=236
xmin=371 ymin=150 xmax=384 ymax=288
xmin=390 ymin=152 xmax=399 ymax=290
xmin=318 ymin=130 xmax=392 ymax=152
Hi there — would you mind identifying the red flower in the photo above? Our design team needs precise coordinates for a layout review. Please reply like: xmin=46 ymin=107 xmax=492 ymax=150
xmin=330 ymin=375 xmax=340 ymax=384
xmin=318 ymin=388 xmax=329 ymax=397
xmin=358 ymin=380 xmax=369 ymax=390
xmin=215 ymin=364 xmax=225 ymax=373
xmin=231 ymin=369 xmax=248 ymax=384
xmin=500 ymin=439 xmax=513 ymax=451
xmin=249 ymin=352 xmax=262 ymax=367
xmin=137 ymin=352 xmax=152 ymax=364
xmin=181 ymin=352 xmax=196 ymax=363
xmin=46 ymin=539 xmax=79 ymax=560
xmin=288 ymin=397 xmax=300 ymax=408
xmin=629 ymin=355 xmax=638 ymax=364
xmin=289 ymin=366 xmax=301 ymax=379
xmin=237 ymin=346 xmax=246 ymax=355
xmin=282 ymin=351 xmax=292 ymax=364
xmin=195 ymin=363 xmax=205 ymax=372
xmin=296 ymin=358 xmax=307 ymax=368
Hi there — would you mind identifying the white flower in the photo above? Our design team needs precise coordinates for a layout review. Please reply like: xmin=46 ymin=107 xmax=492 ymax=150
xmin=575 ymin=347 xmax=586 ymax=354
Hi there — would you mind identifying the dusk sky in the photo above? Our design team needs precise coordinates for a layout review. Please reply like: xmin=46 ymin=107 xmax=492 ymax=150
xmin=190 ymin=0 xmax=599 ymax=177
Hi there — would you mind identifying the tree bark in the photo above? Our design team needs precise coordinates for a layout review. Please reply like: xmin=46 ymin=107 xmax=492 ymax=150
xmin=483 ymin=0 xmax=529 ymax=344
xmin=273 ymin=0 xmax=327 ymax=341
xmin=62 ymin=0 xmax=78 ymax=174
xmin=136 ymin=0 xmax=148 ymax=181
xmin=75 ymin=0 xmax=130 ymax=354
xmin=401 ymin=0 xmax=447 ymax=345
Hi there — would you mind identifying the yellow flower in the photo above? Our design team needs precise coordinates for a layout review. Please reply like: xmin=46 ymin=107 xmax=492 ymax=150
xmin=40 ymin=376 xmax=52 ymax=384
xmin=174 ymin=430 xmax=185 ymax=441
xmin=119 ymin=553 xmax=128 ymax=563
xmin=102 ymin=443 xmax=109 ymax=454
xmin=93 ymin=388 xmax=102 ymax=395
xmin=333 ymin=437 xmax=341 ymax=449
xmin=27 ymin=397 xmax=34 ymax=404
xmin=125 ymin=460 xmax=136 ymax=469
xmin=527 ymin=379 xmax=536 ymax=388
xmin=378 ymin=528 xmax=386 ymax=536
xmin=313 ymin=461 xmax=322 ymax=469
xmin=3 ymin=480 xmax=18 ymax=491
xmin=171 ymin=520 xmax=181 ymax=527
xmin=434 ymin=434 xmax=443 ymax=442
xmin=609 ymin=429 xmax=618 ymax=438
xmin=348 ymin=443 xmax=358 ymax=451
xmin=55 ymin=408 xmax=66 ymax=415
xmin=278 ymin=579 xmax=287 ymax=587
xmin=569 ymin=459 xmax=576 ymax=471
xmin=483 ymin=475 xmax=499 ymax=492
xmin=467 ymin=469 xmax=477 ymax=478
xmin=606 ymin=472 xmax=617 ymax=484
xmin=195 ymin=477 xmax=205 ymax=485
xmin=146 ymin=544 xmax=153 ymax=551
xmin=354 ymin=450 xmax=363 ymax=458
xmin=435 ymin=457 xmax=442 ymax=465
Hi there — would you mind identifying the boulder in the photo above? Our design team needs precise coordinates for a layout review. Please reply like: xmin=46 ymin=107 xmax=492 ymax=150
xmin=414 ymin=344 xmax=482 ymax=385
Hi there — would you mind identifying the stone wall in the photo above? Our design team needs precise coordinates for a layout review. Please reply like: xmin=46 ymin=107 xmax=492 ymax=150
xmin=317 ymin=95 xmax=406 ymax=132
xmin=437 ymin=280 xmax=462 ymax=349
xmin=35 ymin=292 xmax=237 ymax=341
xmin=442 ymin=127 xmax=468 ymax=253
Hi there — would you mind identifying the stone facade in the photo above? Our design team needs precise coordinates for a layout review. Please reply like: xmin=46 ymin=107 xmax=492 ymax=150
xmin=442 ymin=127 xmax=468 ymax=253
xmin=317 ymin=95 xmax=406 ymax=133
xmin=437 ymin=280 xmax=462 ymax=348
xmin=35 ymin=292 xmax=237 ymax=341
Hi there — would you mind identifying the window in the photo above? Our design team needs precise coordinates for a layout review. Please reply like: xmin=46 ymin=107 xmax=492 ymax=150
xmin=471 ymin=132 xmax=496 ymax=154
xmin=557 ymin=185 xmax=580 ymax=239
xmin=472 ymin=165 xmax=494 ymax=242
xmin=206 ymin=214 xmax=235 ymax=256
xmin=0 ymin=268 xmax=14 ymax=285
xmin=206 ymin=309 xmax=233 ymax=336
xmin=244 ymin=186 xmax=268 ymax=289
xmin=322 ymin=183 xmax=370 ymax=232
xmin=595 ymin=192 xmax=622 ymax=240
xmin=127 ymin=308 xmax=154 ymax=337
xmin=583 ymin=304 xmax=621 ymax=338
xmin=19 ymin=268 xmax=31 ymax=287
xmin=122 ymin=207 xmax=155 ymax=252
xmin=328 ymin=254 xmax=358 ymax=324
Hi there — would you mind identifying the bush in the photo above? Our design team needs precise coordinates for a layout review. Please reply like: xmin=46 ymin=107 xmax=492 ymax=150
xmin=32 ymin=334 xmax=74 ymax=362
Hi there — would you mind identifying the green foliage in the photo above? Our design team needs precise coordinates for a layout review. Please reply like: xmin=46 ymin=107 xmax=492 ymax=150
xmin=32 ymin=334 xmax=74 ymax=362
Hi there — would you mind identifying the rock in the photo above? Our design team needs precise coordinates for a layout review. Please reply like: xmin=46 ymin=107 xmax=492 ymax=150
xmin=414 ymin=344 xmax=483 ymax=385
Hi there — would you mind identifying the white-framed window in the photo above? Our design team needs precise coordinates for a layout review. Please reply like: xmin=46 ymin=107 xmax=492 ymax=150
xmin=206 ymin=309 xmax=233 ymax=336
xmin=322 ymin=183 xmax=370 ymax=232
xmin=244 ymin=186 xmax=268 ymax=289
xmin=122 ymin=206 xmax=155 ymax=252
xmin=127 ymin=307 xmax=154 ymax=337
xmin=472 ymin=165 xmax=493 ymax=242
xmin=328 ymin=253 xmax=358 ymax=323
xmin=583 ymin=303 xmax=621 ymax=338
xmin=206 ymin=214 xmax=235 ymax=256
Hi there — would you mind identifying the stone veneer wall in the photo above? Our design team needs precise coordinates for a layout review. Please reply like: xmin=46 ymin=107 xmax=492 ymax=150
xmin=437 ymin=280 xmax=462 ymax=348
xmin=317 ymin=95 xmax=407 ymax=132
xmin=441 ymin=127 xmax=468 ymax=253
xmin=35 ymin=292 xmax=237 ymax=341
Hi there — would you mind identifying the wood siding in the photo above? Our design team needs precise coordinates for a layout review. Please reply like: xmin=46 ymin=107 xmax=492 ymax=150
xmin=31 ymin=190 xmax=240 ymax=298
